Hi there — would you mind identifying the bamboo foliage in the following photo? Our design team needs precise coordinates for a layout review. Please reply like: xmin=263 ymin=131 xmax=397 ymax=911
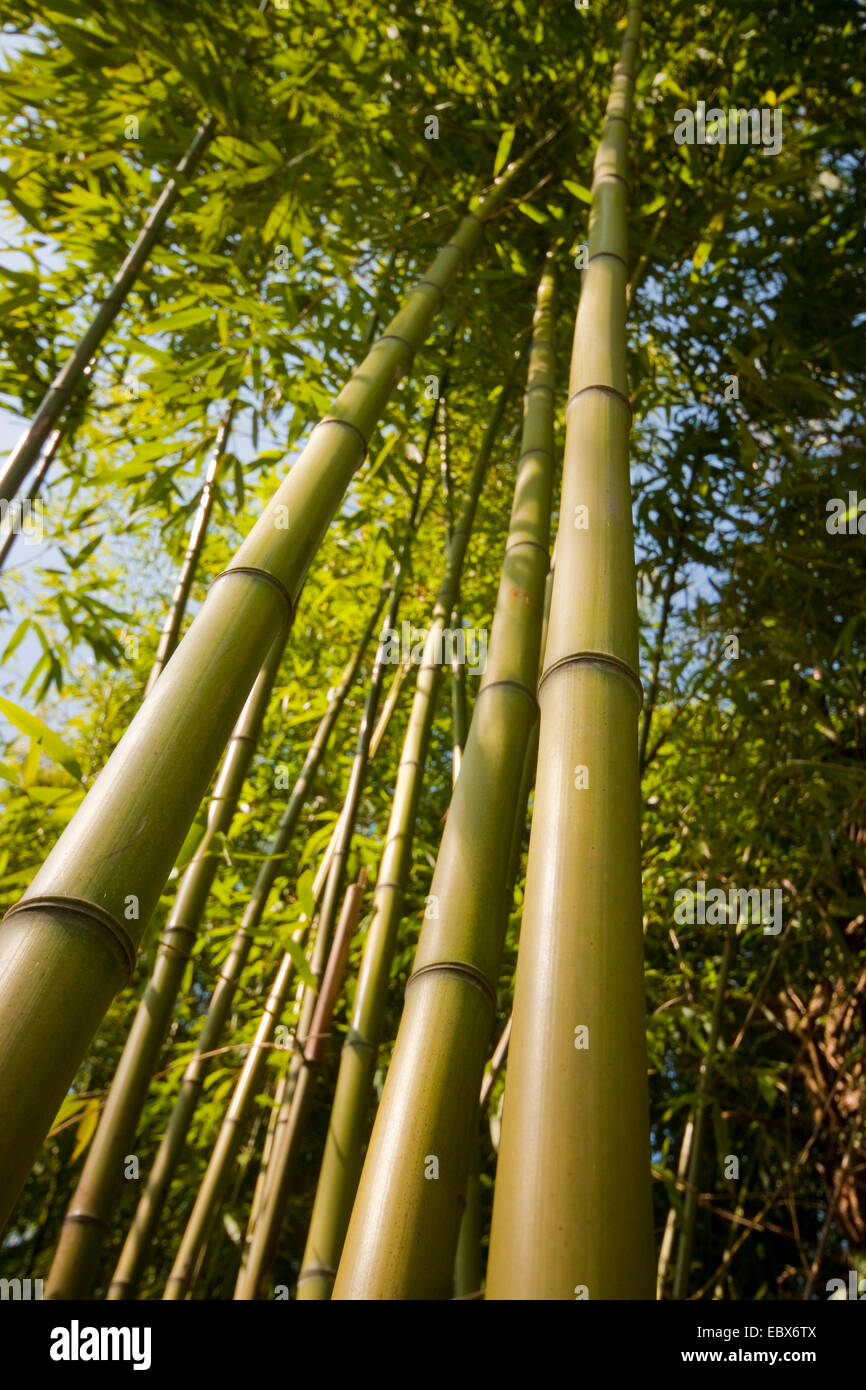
xmin=297 ymin=359 xmax=521 ymax=1300
xmin=0 ymin=152 xmax=544 ymax=1228
xmin=333 ymin=255 xmax=556 ymax=1300
xmin=0 ymin=115 xmax=216 ymax=505
xmin=45 ymin=631 xmax=289 ymax=1299
xmin=105 ymin=598 xmax=384 ymax=1299
xmin=485 ymin=1 xmax=655 ymax=1300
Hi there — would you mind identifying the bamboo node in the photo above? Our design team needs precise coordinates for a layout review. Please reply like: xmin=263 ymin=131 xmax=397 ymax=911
xmin=211 ymin=566 xmax=294 ymax=625
xmin=63 ymin=1210 xmax=111 ymax=1231
xmin=566 ymin=383 xmax=632 ymax=416
xmin=475 ymin=678 xmax=539 ymax=714
xmin=414 ymin=278 xmax=447 ymax=309
xmin=538 ymin=650 xmax=644 ymax=706
xmin=313 ymin=415 xmax=368 ymax=455
xmin=1 ymin=894 xmax=137 ymax=980
xmin=297 ymin=1265 xmax=337 ymax=1283
xmin=406 ymin=959 xmax=497 ymax=1010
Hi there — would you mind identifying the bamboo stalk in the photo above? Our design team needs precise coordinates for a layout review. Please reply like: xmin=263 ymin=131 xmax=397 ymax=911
xmin=0 ymin=428 xmax=60 ymax=572
xmin=0 ymin=152 xmax=540 ymax=1228
xmin=672 ymin=923 xmax=736 ymax=1300
xmin=145 ymin=401 xmax=237 ymax=693
xmin=0 ymin=116 xmax=216 ymax=504
xmin=162 ymin=943 xmax=301 ymax=1299
xmin=232 ymin=473 xmax=428 ymax=1300
xmin=485 ymin=3 xmax=654 ymax=1300
xmin=296 ymin=358 xmax=521 ymax=1300
xmin=105 ymin=600 xmax=383 ymax=1298
xmin=45 ymin=631 xmax=288 ymax=1299
xmin=656 ymin=1112 xmax=695 ymax=1299
xmin=333 ymin=255 xmax=556 ymax=1300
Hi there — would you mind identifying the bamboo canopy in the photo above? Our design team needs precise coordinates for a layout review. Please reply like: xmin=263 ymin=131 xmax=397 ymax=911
xmin=333 ymin=253 xmax=556 ymax=1299
xmin=0 ymin=151 xmax=542 ymax=1229
xmin=485 ymin=1 xmax=655 ymax=1300
xmin=0 ymin=114 xmax=216 ymax=506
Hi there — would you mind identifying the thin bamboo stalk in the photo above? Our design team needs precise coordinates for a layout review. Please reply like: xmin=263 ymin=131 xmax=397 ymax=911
xmin=105 ymin=600 xmax=383 ymax=1298
xmin=656 ymin=1112 xmax=695 ymax=1299
xmin=146 ymin=401 xmax=237 ymax=692
xmin=672 ymin=923 xmax=736 ymax=1300
xmin=162 ymin=944 xmax=301 ymax=1299
xmin=0 ymin=149 xmax=544 ymax=1228
xmin=485 ymin=2 xmax=654 ymax=1300
xmin=232 ymin=479 xmax=427 ymax=1300
xmin=45 ymin=631 xmax=288 ymax=1298
xmin=0 ymin=428 xmax=59 ymax=571
xmin=0 ymin=117 xmax=216 ymax=504
xmin=333 ymin=256 xmax=556 ymax=1300
xmin=296 ymin=358 xmax=521 ymax=1301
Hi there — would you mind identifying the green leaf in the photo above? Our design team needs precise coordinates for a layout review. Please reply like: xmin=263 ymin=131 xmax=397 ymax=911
xmin=0 ymin=697 xmax=83 ymax=782
xmin=493 ymin=125 xmax=515 ymax=177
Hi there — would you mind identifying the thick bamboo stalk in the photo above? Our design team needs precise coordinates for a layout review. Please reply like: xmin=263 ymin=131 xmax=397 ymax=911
xmin=105 ymin=601 xmax=383 ymax=1299
xmin=485 ymin=3 xmax=653 ymax=1300
xmin=672 ymin=923 xmax=736 ymax=1300
xmin=146 ymin=401 xmax=237 ymax=693
xmin=333 ymin=257 xmax=556 ymax=1300
xmin=0 ymin=152 xmax=538 ymax=1228
xmin=45 ymin=631 xmax=288 ymax=1299
xmin=297 ymin=360 xmax=521 ymax=1300
xmin=0 ymin=117 xmax=216 ymax=504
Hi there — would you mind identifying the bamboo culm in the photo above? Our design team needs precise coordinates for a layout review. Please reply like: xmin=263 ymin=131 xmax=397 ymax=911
xmin=0 ymin=146 xmax=545 ymax=1228
xmin=45 ymin=631 xmax=289 ymax=1298
xmin=105 ymin=598 xmax=384 ymax=1298
xmin=672 ymin=924 xmax=736 ymax=1300
xmin=145 ymin=401 xmax=237 ymax=693
xmin=232 ymin=454 xmax=430 ymax=1300
xmin=485 ymin=3 xmax=655 ymax=1299
xmin=297 ymin=355 xmax=522 ymax=1299
xmin=333 ymin=256 xmax=556 ymax=1299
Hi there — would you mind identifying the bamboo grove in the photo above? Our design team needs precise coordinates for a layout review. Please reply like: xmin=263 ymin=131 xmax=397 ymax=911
xmin=0 ymin=0 xmax=864 ymax=1304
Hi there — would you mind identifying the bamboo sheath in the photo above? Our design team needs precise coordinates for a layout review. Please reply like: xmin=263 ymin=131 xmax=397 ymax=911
xmin=105 ymin=600 xmax=384 ymax=1299
xmin=297 ymin=359 xmax=521 ymax=1300
xmin=333 ymin=258 xmax=556 ymax=1300
xmin=0 ymin=115 xmax=216 ymax=505
xmin=485 ymin=2 xmax=655 ymax=1300
xmin=45 ymin=631 xmax=288 ymax=1299
xmin=0 ymin=148 xmax=539 ymax=1229
xmin=146 ymin=400 xmax=238 ymax=693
